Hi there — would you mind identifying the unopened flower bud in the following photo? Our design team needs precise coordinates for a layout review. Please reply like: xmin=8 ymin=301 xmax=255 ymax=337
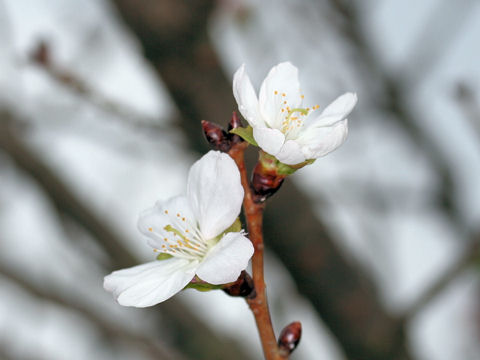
xmin=228 ymin=111 xmax=244 ymax=144
xmin=201 ymin=120 xmax=231 ymax=152
xmin=278 ymin=321 xmax=302 ymax=356
xmin=251 ymin=166 xmax=285 ymax=202
xmin=223 ymin=271 xmax=255 ymax=298
xmin=251 ymin=151 xmax=287 ymax=202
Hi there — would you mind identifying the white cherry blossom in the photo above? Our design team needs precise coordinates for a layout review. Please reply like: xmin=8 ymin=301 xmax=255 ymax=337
xmin=104 ymin=151 xmax=253 ymax=307
xmin=233 ymin=62 xmax=357 ymax=165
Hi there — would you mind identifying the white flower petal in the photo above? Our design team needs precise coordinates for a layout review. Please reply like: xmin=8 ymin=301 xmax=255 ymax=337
xmin=275 ymin=140 xmax=306 ymax=165
xmin=259 ymin=62 xmax=302 ymax=128
xmin=308 ymin=92 xmax=357 ymax=128
xmin=103 ymin=259 xmax=197 ymax=307
xmin=187 ymin=151 xmax=244 ymax=240
xmin=253 ymin=126 xmax=285 ymax=156
xmin=233 ymin=64 xmax=263 ymax=127
xmin=299 ymin=119 xmax=348 ymax=159
xmin=196 ymin=232 xmax=254 ymax=285
xmin=137 ymin=195 xmax=196 ymax=251
xmin=321 ymin=92 xmax=357 ymax=118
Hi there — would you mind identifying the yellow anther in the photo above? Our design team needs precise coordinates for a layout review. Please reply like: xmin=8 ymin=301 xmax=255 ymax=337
xmin=283 ymin=101 xmax=287 ymax=104
xmin=164 ymin=210 xmax=168 ymax=214
xmin=182 ymin=217 xmax=185 ymax=221
xmin=301 ymin=95 xmax=305 ymax=99
xmin=148 ymin=227 xmax=153 ymax=232
xmin=274 ymin=90 xmax=278 ymax=95
xmin=282 ymin=93 xmax=286 ymax=97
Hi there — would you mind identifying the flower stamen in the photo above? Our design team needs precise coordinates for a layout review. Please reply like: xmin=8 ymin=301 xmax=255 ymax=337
xmin=281 ymin=107 xmax=309 ymax=134
xmin=162 ymin=223 xmax=208 ymax=259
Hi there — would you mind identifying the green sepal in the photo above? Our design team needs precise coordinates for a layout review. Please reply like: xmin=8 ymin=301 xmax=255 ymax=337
xmin=208 ymin=217 xmax=243 ymax=247
xmin=184 ymin=276 xmax=223 ymax=292
xmin=259 ymin=151 xmax=316 ymax=176
xmin=276 ymin=159 xmax=316 ymax=175
xmin=156 ymin=253 xmax=173 ymax=261
xmin=275 ymin=162 xmax=298 ymax=175
xmin=184 ymin=282 xmax=223 ymax=292
xmin=230 ymin=126 xmax=258 ymax=146
xmin=223 ymin=217 xmax=242 ymax=234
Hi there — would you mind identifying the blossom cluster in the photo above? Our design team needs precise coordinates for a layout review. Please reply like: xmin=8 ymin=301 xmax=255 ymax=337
xmin=104 ymin=62 xmax=356 ymax=307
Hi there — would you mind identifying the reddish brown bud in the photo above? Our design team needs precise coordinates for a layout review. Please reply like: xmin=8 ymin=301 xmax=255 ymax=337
xmin=223 ymin=271 xmax=255 ymax=298
xmin=251 ymin=152 xmax=287 ymax=202
xmin=278 ymin=321 xmax=302 ymax=356
xmin=251 ymin=166 xmax=285 ymax=202
xmin=228 ymin=111 xmax=243 ymax=130
xmin=201 ymin=120 xmax=231 ymax=152
xmin=228 ymin=112 xmax=244 ymax=144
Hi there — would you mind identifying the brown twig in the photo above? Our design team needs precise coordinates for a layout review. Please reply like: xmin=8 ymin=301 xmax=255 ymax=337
xmin=228 ymin=142 xmax=285 ymax=360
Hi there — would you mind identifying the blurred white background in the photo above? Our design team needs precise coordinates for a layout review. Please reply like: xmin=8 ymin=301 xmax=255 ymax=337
xmin=1 ymin=0 xmax=480 ymax=359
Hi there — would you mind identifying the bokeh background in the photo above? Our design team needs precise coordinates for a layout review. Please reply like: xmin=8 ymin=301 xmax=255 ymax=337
xmin=1 ymin=0 xmax=480 ymax=359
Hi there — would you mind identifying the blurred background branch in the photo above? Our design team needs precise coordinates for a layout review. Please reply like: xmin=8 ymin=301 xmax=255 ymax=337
xmin=454 ymin=83 xmax=480 ymax=140
xmin=327 ymin=0 xmax=463 ymax=229
xmin=1 ymin=0 xmax=479 ymax=359
xmin=0 ymin=111 xmax=254 ymax=360
xmin=0 ymin=261 xmax=183 ymax=360
xmin=400 ymin=235 xmax=480 ymax=323
xmin=28 ymin=40 xmax=173 ymax=135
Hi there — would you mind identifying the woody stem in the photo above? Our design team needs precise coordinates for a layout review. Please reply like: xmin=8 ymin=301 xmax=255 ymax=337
xmin=228 ymin=142 xmax=286 ymax=360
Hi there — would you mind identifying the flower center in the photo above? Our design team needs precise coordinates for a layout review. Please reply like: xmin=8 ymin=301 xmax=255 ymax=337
xmin=148 ymin=210 xmax=210 ymax=261
xmin=161 ymin=223 xmax=209 ymax=260
xmin=273 ymin=90 xmax=320 ymax=137
xmin=281 ymin=107 xmax=309 ymax=134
